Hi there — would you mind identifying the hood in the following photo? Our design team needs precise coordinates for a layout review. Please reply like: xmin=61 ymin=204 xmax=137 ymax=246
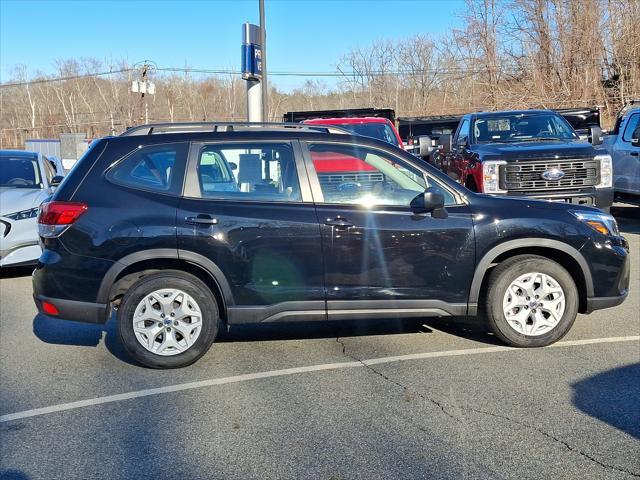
xmin=0 ymin=187 xmax=45 ymax=217
xmin=472 ymin=139 xmax=596 ymax=162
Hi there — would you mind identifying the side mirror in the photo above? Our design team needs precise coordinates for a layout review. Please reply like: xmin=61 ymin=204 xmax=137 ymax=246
xmin=410 ymin=187 xmax=448 ymax=219
xmin=439 ymin=134 xmax=452 ymax=154
xmin=51 ymin=175 xmax=64 ymax=187
xmin=631 ymin=127 xmax=640 ymax=147
xmin=418 ymin=135 xmax=433 ymax=158
xmin=589 ymin=126 xmax=603 ymax=146
xmin=228 ymin=162 xmax=238 ymax=171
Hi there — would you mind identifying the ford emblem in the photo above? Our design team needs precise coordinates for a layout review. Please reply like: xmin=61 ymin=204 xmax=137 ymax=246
xmin=541 ymin=168 xmax=565 ymax=181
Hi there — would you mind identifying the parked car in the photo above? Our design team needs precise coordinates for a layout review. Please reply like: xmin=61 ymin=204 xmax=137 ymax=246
xmin=33 ymin=122 xmax=629 ymax=368
xmin=284 ymin=109 xmax=405 ymax=195
xmin=427 ymin=110 xmax=613 ymax=211
xmin=603 ymin=101 xmax=640 ymax=204
xmin=0 ymin=150 xmax=64 ymax=267
xmin=283 ymin=108 xmax=404 ymax=148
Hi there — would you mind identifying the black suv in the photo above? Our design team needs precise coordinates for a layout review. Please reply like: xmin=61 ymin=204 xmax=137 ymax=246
xmin=33 ymin=123 xmax=630 ymax=368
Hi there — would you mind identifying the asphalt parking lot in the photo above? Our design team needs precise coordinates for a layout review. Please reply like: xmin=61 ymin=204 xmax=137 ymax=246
xmin=0 ymin=205 xmax=638 ymax=480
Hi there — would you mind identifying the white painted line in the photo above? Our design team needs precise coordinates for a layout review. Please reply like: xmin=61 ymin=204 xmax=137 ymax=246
xmin=1 ymin=335 xmax=638 ymax=423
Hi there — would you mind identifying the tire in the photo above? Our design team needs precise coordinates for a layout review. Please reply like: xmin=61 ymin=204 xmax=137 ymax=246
xmin=484 ymin=255 xmax=578 ymax=348
xmin=117 ymin=270 xmax=219 ymax=368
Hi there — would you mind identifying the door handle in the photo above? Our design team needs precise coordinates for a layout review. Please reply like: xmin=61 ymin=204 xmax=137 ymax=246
xmin=186 ymin=215 xmax=219 ymax=226
xmin=631 ymin=152 xmax=639 ymax=156
xmin=325 ymin=217 xmax=353 ymax=230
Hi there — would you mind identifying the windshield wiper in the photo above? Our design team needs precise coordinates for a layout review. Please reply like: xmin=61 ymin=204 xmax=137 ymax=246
xmin=514 ymin=137 xmax=563 ymax=142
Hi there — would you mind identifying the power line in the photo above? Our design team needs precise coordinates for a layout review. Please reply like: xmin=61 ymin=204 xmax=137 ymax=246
xmin=0 ymin=59 xmax=633 ymax=89
xmin=0 ymin=68 xmax=134 ymax=88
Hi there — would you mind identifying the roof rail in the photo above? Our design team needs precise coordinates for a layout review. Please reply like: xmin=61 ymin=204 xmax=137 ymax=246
xmin=120 ymin=122 xmax=351 ymax=137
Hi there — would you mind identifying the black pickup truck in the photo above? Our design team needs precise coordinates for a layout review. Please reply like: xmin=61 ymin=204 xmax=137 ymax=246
xmin=401 ymin=109 xmax=613 ymax=211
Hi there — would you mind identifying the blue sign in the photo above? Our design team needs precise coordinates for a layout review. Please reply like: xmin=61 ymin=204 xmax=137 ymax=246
xmin=241 ymin=44 xmax=262 ymax=81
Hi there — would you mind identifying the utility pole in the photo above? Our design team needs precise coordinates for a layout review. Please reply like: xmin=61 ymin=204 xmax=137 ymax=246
xmin=131 ymin=62 xmax=156 ymax=125
xmin=242 ymin=23 xmax=263 ymax=122
xmin=259 ymin=0 xmax=268 ymax=121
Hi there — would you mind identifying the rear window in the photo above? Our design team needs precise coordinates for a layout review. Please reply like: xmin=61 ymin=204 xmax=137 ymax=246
xmin=107 ymin=143 xmax=188 ymax=195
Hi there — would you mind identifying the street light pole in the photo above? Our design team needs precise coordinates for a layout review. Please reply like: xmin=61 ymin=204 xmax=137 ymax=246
xmin=259 ymin=0 xmax=268 ymax=121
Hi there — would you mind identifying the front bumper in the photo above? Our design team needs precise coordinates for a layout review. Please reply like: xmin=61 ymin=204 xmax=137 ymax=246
xmin=513 ymin=188 xmax=614 ymax=211
xmin=580 ymin=235 xmax=630 ymax=313
xmin=585 ymin=292 xmax=628 ymax=314
xmin=0 ymin=217 xmax=41 ymax=267
xmin=33 ymin=294 xmax=109 ymax=324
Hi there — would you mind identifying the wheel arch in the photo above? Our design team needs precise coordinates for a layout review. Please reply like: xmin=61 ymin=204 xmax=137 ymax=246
xmin=469 ymin=239 xmax=593 ymax=314
xmin=97 ymin=249 xmax=234 ymax=320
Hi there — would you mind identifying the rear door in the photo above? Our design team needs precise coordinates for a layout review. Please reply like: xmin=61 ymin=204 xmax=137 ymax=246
xmin=613 ymin=113 xmax=640 ymax=194
xmin=177 ymin=140 xmax=326 ymax=323
xmin=301 ymin=140 xmax=475 ymax=319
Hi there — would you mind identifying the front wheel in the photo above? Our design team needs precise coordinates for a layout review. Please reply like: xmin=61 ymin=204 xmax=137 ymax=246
xmin=117 ymin=271 xmax=219 ymax=368
xmin=484 ymin=255 xmax=579 ymax=347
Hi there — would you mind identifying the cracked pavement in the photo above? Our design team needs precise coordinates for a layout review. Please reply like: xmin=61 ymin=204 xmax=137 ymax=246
xmin=1 ymin=204 xmax=638 ymax=479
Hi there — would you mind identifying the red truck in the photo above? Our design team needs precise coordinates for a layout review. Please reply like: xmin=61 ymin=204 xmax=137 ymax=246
xmin=283 ymin=108 xmax=404 ymax=193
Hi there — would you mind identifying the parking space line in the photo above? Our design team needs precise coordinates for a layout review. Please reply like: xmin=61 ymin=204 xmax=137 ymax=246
xmin=1 ymin=335 xmax=638 ymax=423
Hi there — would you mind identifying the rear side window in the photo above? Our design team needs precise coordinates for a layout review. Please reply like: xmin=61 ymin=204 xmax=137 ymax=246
xmin=622 ymin=113 xmax=640 ymax=142
xmin=194 ymin=142 xmax=302 ymax=202
xmin=108 ymin=143 xmax=188 ymax=195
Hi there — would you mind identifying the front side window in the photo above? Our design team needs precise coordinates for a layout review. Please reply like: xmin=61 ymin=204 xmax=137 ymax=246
xmin=309 ymin=143 xmax=456 ymax=207
xmin=108 ymin=143 xmax=188 ymax=194
xmin=0 ymin=156 xmax=42 ymax=188
xmin=195 ymin=142 xmax=301 ymax=202
xmin=622 ymin=114 xmax=640 ymax=142
xmin=456 ymin=119 xmax=470 ymax=146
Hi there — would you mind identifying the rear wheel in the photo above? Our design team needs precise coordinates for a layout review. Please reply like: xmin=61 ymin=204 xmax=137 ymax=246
xmin=117 ymin=270 xmax=219 ymax=368
xmin=485 ymin=255 xmax=578 ymax=347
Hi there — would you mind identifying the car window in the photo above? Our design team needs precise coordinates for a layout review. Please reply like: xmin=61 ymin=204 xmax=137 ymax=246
xmin=108 ymin=143 xmax=188 ymax=194
xmin=456 ymin=119 xmax=470 ymax=146
xmin=308 ymin=143 xmax=456 ymax=207
xmin=42 ymin=156 xmax=56 ymax=183
xmin=195 ymin=142 xmax=301 ymax=202
xmin=0 ymin=156 xmax=42 ymax=188
xmin=622 ymin=114 xmax=640 ymax=142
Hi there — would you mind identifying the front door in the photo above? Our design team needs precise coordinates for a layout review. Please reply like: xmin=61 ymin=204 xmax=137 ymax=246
xmin=302 ymin=141 xmax=475 ymax=319
xmin=178 ymin=140 xmax=325 ymax=324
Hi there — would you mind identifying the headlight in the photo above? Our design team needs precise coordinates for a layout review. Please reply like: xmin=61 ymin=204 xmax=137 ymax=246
xmin=3 ymin=207 xmax=39 ymax=221
xmin=571 ymin=210 xmax=619 ymax=236
xmin=482 ymin=161 xmax=507 ymax=194
xmin=595 ymin=154 xmax=612 ymax=188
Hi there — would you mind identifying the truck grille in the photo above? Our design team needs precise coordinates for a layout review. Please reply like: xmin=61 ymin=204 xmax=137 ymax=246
xmin=501 ymin=159 xmax=600 ymax=192
xmin=318 ymin=172 xmax=384 ymax=192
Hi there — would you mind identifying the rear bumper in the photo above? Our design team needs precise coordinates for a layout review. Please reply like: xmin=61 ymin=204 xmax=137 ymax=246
xmin=33 ymin=294 xmax=109 ymax=324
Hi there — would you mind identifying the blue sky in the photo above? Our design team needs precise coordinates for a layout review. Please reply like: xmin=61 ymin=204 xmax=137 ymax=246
xmin=1 ymin=0 xmax=463 ymax=90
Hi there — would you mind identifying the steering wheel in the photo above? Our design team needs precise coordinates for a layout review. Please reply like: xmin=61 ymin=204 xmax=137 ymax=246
xmin=7 ymin=178 xmax=31 ymax=186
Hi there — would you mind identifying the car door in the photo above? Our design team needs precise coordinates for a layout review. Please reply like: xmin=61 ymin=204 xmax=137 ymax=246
xmin=614 ymin=113 xmax=640 ymax=194
xmin=301 ymin=140 xmax=475 ymax=319
xmin=450 ymin=118 xmax=471 ymax=183
xmin=178 ymin=139 xmax=326 ymax=324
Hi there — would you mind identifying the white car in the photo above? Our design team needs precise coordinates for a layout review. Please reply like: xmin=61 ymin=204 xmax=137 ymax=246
xmin=0 ymin=150 xmax=64 ymax=267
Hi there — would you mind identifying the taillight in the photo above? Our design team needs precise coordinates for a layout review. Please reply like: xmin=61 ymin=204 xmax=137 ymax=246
xmin=38 ymin=201 xmax=88 ymax=238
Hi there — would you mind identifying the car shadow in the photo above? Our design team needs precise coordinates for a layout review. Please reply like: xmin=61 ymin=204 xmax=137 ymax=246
xmin=32 ymin=312 xmax=139 ymax=366
xmin=221 ymin=316 xmax=501 ymax=345
xmin=611 ymin=204 xmax=640 ymax=234
xmin=33 ymin=311 xmax=499 ymax=363
xmin=572 ymin=363 xmax=640 ymax=440
xmin=0 ymin=266 xmax=34 ymax=279
xmin=0 ymin=470 xmax=31 ymax=480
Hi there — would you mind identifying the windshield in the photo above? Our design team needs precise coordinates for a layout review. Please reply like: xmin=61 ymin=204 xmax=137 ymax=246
xmin=473 ymin=113 xmax=578 ymax=143
xmin=0 ymin=156 xmax=42 ymax=188
xmin=335 ymin=122 xmax=399 ymax=146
